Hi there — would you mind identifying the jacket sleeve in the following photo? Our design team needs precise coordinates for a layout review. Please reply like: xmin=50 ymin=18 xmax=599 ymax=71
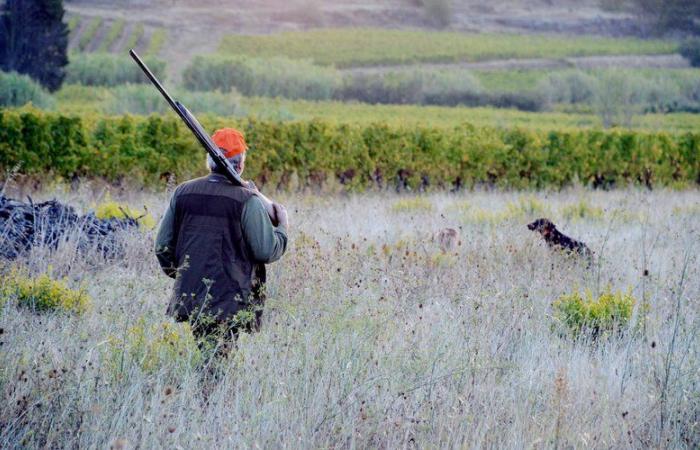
xmin=241 ymin=195 xmax=288 ymax=264
xmin=155 ymin=194 xmax=178 ymax=278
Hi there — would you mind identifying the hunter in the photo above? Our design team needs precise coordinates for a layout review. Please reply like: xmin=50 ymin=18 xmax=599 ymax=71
xmin=155 ymin=127 xmax=288 ymax=345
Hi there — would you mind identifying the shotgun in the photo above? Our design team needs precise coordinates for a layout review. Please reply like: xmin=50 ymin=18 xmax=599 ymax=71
xmin=128 ymin=49 xmax=276 ymax=220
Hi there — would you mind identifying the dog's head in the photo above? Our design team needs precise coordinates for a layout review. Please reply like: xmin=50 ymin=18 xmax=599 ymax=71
xmin=527 ymin=218 xmax=556 ymax=235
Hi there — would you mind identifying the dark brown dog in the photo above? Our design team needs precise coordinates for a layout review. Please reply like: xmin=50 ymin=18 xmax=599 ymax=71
xmin=527 ymin=218 xmax=592 ymax=258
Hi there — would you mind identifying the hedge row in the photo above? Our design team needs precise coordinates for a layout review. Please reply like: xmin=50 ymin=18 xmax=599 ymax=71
xmin=0 ymin=108 xmax=698 ymax=190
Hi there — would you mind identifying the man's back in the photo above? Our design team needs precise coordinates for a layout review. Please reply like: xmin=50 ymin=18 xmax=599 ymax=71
xmin=155 ymin=173 xmax=287 ymax=324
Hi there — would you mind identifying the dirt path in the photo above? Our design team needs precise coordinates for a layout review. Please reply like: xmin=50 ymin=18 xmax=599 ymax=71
xmin=342 ymin=54 xmax=689 ymax=75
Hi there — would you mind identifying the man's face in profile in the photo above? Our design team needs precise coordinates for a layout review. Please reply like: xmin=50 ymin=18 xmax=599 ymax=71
xmin=233 ymin=153 xmax=246 ymax=175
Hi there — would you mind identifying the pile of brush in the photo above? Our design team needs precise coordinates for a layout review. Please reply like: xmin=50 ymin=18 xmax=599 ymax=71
xmin=0 ymin=195 xmax=139 ymax=260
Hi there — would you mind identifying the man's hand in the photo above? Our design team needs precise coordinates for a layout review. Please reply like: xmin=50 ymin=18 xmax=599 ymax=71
xmin=272 ymin=203 xmax=288 ymax=229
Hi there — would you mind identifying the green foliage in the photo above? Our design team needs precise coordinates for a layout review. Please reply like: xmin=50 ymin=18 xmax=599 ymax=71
xmin=105 ymin=318 xmax=201 ymax=375
xmin=561 ymin=200 xmax=604 ymax=220
xmin=0 ymin=109 xmax=698 ymax=190
xmin=66 ymin=53 xmax=166 ymax=86
xmin=593 ymin=71 xmax=647 ymax=127
xmin=680 ymin=38 xmax=700 ymax=68
xmin=67 ymin=15 xmax=80 ymax=32
xmin=552 ymin=289 xmax=636 ymax=339
xmin=0 ymin=0 xmax=70 ymax=91
xmin=0 ymin=71 xmax=55 ymax=108
xmin=218 ymin=28 xmax=676 ymax=68
xmin=539 ymin=71 xmax=598 ymax=106
xmin=146 ymin=29 xmax=167 ymax=57
xmin=98 ymin=19 xmax=125 ymax=52
xmin=183 ymin=55 xmax=340 ymax=100
xmin=125 ymin=24 xmax=144 ymax=51
xmin=95 ymin=199 xmax=156 ymax=229
xmin=1 ymin=270 xmax=91 ymax=314
xmin=340 ymin=69 xmax=489 ymax=106
xmin=78 ymin=17 xmax=102 ymax=52
xmin=391 ymin=197 xmax=433 ymax=213
xmin=103 ymin=83 xmax=245 ymax=116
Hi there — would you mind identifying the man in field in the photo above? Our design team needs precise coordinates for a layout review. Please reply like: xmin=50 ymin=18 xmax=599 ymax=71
xmin=154 ymin=127 xmax=288 ymax=348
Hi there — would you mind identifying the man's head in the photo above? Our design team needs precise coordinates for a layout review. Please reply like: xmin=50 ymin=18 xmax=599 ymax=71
xmin=208 ymin=128 xmax=248 ymax=175
xmin=527 ymin=218 xmax=556 ymax=236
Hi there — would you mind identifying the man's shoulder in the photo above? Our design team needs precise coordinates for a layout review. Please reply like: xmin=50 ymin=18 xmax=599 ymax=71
xmin=174 ymin=175 xmax=255 ymax=201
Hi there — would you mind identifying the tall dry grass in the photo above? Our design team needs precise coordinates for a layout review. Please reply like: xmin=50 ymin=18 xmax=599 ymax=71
xmin=0 ymin=187 xmax=698 ymax=448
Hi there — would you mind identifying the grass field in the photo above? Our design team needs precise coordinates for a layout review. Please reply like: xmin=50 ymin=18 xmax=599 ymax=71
xmin=242 ymin=97 xmax=700 ymax=131
xmin=50 ymin=85 xmax=700 ymax=132
xmin=0 ymin=188 xmax=698 ymax=447
xmin=471 ymin=68 xmax=700 ymax=92
xmin=219 ymin=29 xmax=677 ymax=68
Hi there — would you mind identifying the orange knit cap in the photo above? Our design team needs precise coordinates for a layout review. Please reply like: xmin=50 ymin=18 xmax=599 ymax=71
xmin=212 ymin=128 xmax=248 ymax=158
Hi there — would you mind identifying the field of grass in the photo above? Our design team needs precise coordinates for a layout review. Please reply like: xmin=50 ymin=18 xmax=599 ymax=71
xmin=218 ymin=29 xmax=677 ymax=68
xmin=472 ymin=68 xmax=700 ymax=92
xmin=243 ymin=97 xmax=700 ymax=131
xmin=49 ymin=85 xmax=700 ymax=132
xmin=0 ymin=188 xmax=697 ymax=447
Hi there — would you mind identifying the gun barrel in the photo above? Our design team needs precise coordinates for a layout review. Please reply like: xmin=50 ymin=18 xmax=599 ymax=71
xmin=129 ymin=49 xmax=276 ymax=219
xmin=129 ymin=49 xmax=179 ymax=114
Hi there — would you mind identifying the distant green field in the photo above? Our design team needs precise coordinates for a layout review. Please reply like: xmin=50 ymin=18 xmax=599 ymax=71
xmin=51 ymin=84 xmax=700 ymax=132
xmin=471 ymin=68 xmax=700 ymax=92
xmin=219 ymin=28 xmax=676 ymax=68
xmin=242 ymin=97 xmax=700 ymax=131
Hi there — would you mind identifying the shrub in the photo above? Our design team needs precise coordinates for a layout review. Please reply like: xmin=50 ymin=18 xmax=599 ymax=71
xmin=0 ymin=270 xmax=91 ymax=314
xmin=105 ymin=318 xmax=201 ymax=374
xmin=103 ymin=84 xmax=245 ymax=116
xmin=679 ymin=38 xmax=700 ymax=68
xmin=340 ymin=70 xmax=486 ymax=107
xmin=0 ymin=109 xmax=698 ymax=189
xmin=95 ymin=199 xmax=156 ymax=229
xmin=0 ymin=71 xmax=55 ymax=108
xmin=593 ymin=71 xmax=646 ymax=127
xmin=340 ymin=72 xmax=425 ymax=104
xmin=539 ymin=71 xmax=597 ymax=106
xmin=65 ymin=53 xmax=167 ymax=87
xmin=552 ymin=289 xmax=635 ymax=339
xmin=182 ymin=55 xmax=339 ymax=100
xmin=641 ymin=76 xmax=683 ymax=113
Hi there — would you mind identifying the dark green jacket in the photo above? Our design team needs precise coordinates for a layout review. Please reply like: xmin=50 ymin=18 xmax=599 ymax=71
xmin=155 ymin=173 xmax=287 ymax=322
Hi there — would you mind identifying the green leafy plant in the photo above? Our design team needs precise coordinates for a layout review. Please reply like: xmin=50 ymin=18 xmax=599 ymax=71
xmin=66 ymin=53 xmax=166 ymax=87
xmin=183 ymin=55 xmax=339 ymax=100
xmin=552 ymin=288 xmax=636 ymax=339
xmin=95 ymin=199 xmax=156 ymax=229
xmin=0 ymin=71 xmax=55 ymax=108
xmin=0 ymin=109 xmax=698 ymax=189
xmin=105 ymin=318 xmax=201 ymax=375
xmin=1 ymin=270 xmax=91 ymax=314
